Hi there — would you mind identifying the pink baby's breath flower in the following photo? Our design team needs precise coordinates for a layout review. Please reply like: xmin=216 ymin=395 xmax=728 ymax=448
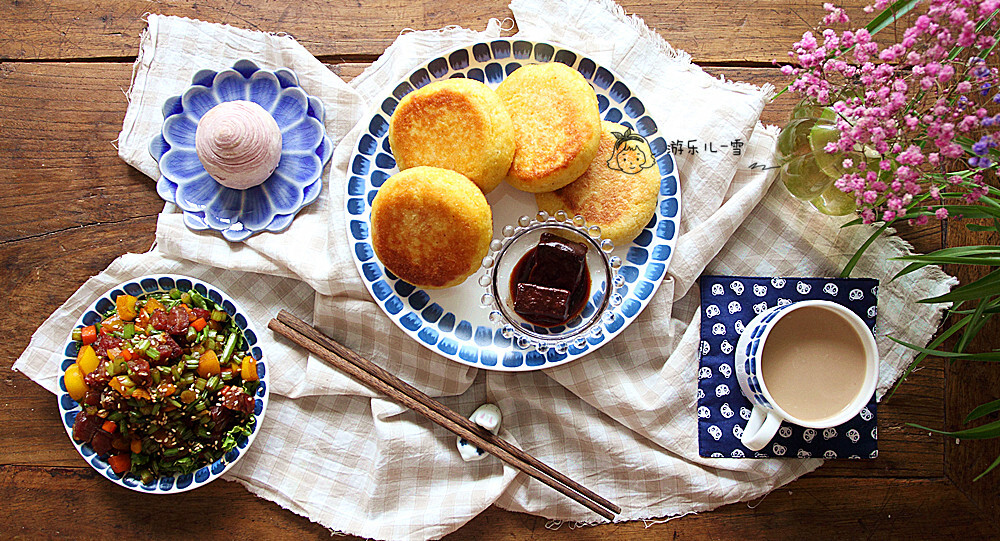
xmin=938 ymin=64 xmax=956 ymax=82
xmin=782 ymin=0 xmax=999 ymax=223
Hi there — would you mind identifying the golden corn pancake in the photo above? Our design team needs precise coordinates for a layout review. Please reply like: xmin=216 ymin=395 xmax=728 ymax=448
xmin=370 ymin=166 xmax=493 ymax=289
xmin=389 ymin=79 xmax=514 ymax=194
xmin=495 ymin=62 xmax=601 ymax=193
xmin=536 ymin=122 xmax=660 ymax=246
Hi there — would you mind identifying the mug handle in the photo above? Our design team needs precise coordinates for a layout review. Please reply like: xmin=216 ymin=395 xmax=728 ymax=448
xmin=740 ymin=405 xmax=783 ymax=451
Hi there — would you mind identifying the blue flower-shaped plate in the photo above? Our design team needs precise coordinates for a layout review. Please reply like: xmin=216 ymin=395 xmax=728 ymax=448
xmin=150 ymin=60 xmax=333 ymax=242
xmin=346 ymin=40 xmax=681 ymax=371
xmin=57 ymin=274 xmax=269 ymax=493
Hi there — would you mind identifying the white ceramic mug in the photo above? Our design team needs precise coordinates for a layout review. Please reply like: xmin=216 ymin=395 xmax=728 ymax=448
xmin=734 ymin=300 xmax=878 ymax=452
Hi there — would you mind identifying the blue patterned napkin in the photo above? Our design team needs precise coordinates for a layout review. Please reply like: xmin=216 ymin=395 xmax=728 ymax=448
xmin=698 ymin=276 xmax=879 ymax=459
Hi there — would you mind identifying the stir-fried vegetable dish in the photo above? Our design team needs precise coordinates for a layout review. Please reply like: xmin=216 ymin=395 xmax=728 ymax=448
xmin=64 ymin=288 xmax=259 ymax=484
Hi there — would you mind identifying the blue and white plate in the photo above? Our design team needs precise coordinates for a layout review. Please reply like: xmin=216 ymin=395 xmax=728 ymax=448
xmin=57 ymin=274 xmax=269 ymax=493
xmin=150 ymin=60 xmax=333 ymax=242
xmin=346 ymin=40 xmax=681 ymax=371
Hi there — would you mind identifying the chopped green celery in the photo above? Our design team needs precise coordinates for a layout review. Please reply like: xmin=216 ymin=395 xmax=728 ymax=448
xmin=169 ymin=288 xmax=182 ymax=300
xmin=189 ymin=289 xmax=208 ymax=310
xmin=123 ymin=323 xmax=135 ymax=340
xmin=220 ymin=332 xmax=239 ymax=364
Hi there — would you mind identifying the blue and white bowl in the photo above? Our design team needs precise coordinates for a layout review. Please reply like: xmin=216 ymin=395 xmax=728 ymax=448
xmin=57 ymin=274 xmax=269 ymax=493
xmin=150 ymin=60 xmax=333 ymax=242
xmin=481 ymin=212 xmax=623 ymax=352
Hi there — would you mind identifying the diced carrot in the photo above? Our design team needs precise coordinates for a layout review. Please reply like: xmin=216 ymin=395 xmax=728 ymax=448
xmin=116 ymin=294 xmax=138 ymax=321
xmin=101 ymin=420 xmax=117 ymax=433
xmin=121 ymin=349 xmax=133 ymax=361
xmin=197 ymin=349 xmax=220 ymax=378
xmin=108 ymin=454 xmax=131 ymax=475
xmin=130 ymin=438 xmax=142 ymax=454
xmin=241 ymin=355 xmax=259 ymax=382
xmin=81 ymin=325 xmax=97 ymax=345
xmin=132 ymin=388 xmax=151 ymax=401
xmin=107 ymin=347 xmax=122 ymax=361
xmin=191 ymin=317 xmax=207 ymax=332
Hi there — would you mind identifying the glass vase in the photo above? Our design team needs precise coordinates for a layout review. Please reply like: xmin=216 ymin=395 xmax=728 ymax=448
xmin=776 ymin=102 xmax=857 ymax=216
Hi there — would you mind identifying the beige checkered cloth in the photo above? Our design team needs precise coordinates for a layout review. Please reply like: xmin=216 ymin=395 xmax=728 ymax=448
xmin=13 ymin=0 xmax=956 ymax=539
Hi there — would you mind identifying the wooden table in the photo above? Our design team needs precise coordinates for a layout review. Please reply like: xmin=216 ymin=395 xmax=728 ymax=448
xmin=2 ymin=1 xmax=999 ymax=538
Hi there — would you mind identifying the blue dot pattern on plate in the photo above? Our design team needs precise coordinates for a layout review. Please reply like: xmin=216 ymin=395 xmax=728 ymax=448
xmin=56 ymin=274 xmax=268 ymax=493
xmin=347 ymin=40 xmax=680 ymax=371
xmin=698 ymin=276 xmax=879 ymax=459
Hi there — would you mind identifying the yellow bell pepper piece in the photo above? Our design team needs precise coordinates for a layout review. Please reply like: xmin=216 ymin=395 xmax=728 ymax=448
xmin=197 ymin=349 xmax=221 ymax=378
xmin=241 ymin=355 xmax=259 ymax=382
xmin=64 ymin=364 xmax=88 ymax=401
xmin=116 ymin=294 xmax=138 ymax=321
xmin=143 ymin=297 xmax=165 ymax=314
xmin=76 ymin=345 xmax=99 ymax=375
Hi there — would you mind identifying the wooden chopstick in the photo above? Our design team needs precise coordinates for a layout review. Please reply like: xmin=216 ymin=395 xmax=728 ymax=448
xmin=269 ymin=310 xmax=621 ymax=520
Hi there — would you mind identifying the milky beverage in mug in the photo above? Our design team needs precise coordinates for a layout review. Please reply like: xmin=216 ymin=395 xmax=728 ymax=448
xmin=735 ymin=300 xmax=878 ymax=452
xmin=759 ymin=305 xmax=867 ymax=422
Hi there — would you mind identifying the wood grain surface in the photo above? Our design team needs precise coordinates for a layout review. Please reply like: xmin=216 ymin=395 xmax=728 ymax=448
xmin=1 ymin=0 xmax=998 ymax=539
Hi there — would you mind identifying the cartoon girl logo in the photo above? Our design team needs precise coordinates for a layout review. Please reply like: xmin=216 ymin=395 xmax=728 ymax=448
xmin=607 ymin=127 xmax=655 ymax=174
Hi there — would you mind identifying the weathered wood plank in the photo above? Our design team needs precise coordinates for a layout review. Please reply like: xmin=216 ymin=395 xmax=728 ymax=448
xmin=452 ymin=478 xmax=999 ymax=539
xmin=1 ymin=465 xmax=995 ymax=539
xmin=943 ymin=218 xmax=1000 ymax=529
xmin=0 ymin=217 xmax=157 ymax=465
xmin=0 ymin=62 xmax=158 ymax=243
xmin=0 ymin=1 xmax=881 ymax=64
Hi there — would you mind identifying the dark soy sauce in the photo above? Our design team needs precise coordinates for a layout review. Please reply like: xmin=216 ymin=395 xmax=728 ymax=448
xmin=510 ymin=233 xmax=590 ymax=327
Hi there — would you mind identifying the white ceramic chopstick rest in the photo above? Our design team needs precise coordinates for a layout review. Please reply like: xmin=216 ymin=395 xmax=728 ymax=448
xmin=456 ymin=404 xmax=503 ymax=462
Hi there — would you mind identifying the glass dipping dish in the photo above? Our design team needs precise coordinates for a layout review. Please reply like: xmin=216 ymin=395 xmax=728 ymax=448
xmin=479 ymin=211 xmax=624 ymax=352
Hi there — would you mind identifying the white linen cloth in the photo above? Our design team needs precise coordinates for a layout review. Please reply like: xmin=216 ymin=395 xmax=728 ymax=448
xmin=14 ymin=1 xmax=955 ymax=539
